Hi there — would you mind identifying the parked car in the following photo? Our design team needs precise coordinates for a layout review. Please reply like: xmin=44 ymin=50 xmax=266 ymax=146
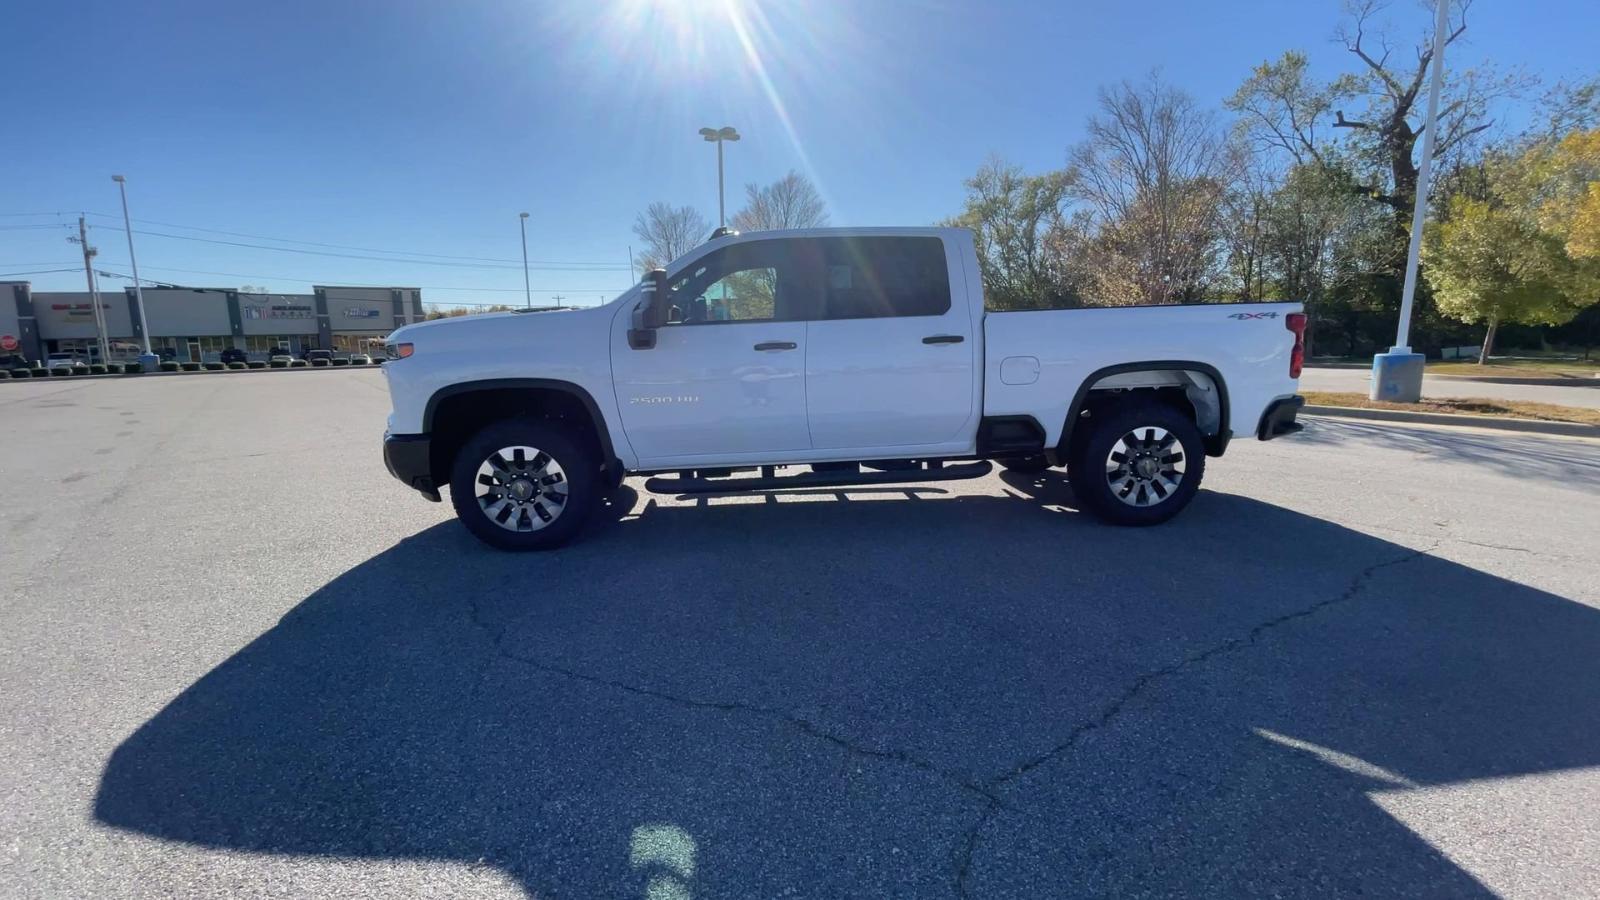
xmin=219 ymin=347 xmax=248 ymax=364
xmin=302 ymin=349 xmax=334 ymax=363
xmin=269 ymin=353 xmax=295 ymax=366
xmin=380 ymin=227 xmax=1306 ymax=550
xmin=0 ymin=353 xmax=30 ymax=371
xmin=45 ymin=353 xmax=86 ymax=370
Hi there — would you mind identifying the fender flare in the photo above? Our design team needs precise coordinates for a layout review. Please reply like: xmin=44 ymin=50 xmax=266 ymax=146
xmin=423 ymin=378 xmax=620 ymax=469
xmin=1057 ymin=361 xmax=1232 ymax=459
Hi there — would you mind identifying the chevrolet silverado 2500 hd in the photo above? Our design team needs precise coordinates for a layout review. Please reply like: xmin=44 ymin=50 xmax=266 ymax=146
xmin=382 ymin=227 xmax=1305 ymax=550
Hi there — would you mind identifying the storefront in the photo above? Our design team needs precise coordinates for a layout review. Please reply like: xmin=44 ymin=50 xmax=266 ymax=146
xmin=2 ymin=284 xmax=423 ymax=364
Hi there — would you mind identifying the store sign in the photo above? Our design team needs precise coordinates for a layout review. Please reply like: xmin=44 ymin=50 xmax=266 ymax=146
xmin=243 ymin=303 xmax=314 ymax=320
xmin=50 ymin=303 xmax=111 ymax=319
xmin=343 ymin=306 xmax=382 ymax=319
xmin=0 ymin=334 xmax=18 ymax=351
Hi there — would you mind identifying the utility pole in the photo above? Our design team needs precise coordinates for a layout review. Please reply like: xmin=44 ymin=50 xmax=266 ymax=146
xmin=70 ymin=216 xmax=112 ymax=366
xmin=628 ymin=245 xmax=635 ymax=278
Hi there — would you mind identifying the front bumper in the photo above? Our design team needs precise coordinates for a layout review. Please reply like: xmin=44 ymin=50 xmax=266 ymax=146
xmin=384 ymin=432 xmax=441 ymax=501
xmin=1257 ymin=395 xmax=1305 ymax=441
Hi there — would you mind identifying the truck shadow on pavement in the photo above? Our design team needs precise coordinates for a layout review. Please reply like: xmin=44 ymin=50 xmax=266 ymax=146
xmin=96 ymin=477 xmax=1600 ymax=897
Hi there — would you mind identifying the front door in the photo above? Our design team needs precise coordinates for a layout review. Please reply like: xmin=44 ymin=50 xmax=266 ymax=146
xmin=611 ymin=239 xmax=813 ymax=465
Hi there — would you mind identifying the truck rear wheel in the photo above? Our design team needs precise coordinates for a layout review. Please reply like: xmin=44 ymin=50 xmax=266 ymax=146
xmin=1067 ymin=400 xmax=1205 ymax=526
xmin=449 ymin=418 xmax=597 ymax=551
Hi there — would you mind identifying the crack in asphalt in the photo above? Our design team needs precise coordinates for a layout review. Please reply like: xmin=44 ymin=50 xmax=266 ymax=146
xmin=950 ymin=543 xmax=1438 ymax=898
xmin=463 ymin=543 xmax=1435 ymax=899
xmin=463 ymin=595 xmax=1005 ymax=807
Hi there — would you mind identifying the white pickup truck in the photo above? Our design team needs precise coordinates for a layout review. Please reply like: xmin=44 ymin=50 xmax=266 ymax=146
xmin=382 ymin=227 xmax=1305 ymax=550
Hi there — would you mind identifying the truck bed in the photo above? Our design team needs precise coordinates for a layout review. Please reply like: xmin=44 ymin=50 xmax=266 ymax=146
xmin=982 ymin=302 xmax=1304 ymax=447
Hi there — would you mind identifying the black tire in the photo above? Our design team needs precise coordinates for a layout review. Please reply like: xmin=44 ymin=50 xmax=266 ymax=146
xmin=449 ymin=418 xmax=597 ymax=551
xmin=998 ymin=455 xmax=1051 ymax=474
xmin=1067 ymin=400 xmax=1206 ymax=526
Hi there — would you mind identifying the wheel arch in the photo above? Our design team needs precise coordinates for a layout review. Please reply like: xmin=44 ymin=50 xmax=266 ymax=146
xmin=1056 ymin=361 xmax=1231 ymax=460
xmin=424 ymin=379 xmax=619 ymax=486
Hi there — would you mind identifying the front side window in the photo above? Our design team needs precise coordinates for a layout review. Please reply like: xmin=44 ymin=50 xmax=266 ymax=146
xmin=817 ymin=236 xmax=951 ymax=320
xmin=665 ymin=240 xmax=797 ymax=324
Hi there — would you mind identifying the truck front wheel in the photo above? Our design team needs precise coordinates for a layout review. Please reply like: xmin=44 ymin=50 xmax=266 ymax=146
xmin=449 ymin=418 xmax=597 ymax=551
xmin=1067 ymin=400 xmax=1206 ymax=526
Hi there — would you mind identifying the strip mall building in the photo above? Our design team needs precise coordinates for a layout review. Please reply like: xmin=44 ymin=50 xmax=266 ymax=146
xmin=0 ymin=282 xmax=423 ymax=363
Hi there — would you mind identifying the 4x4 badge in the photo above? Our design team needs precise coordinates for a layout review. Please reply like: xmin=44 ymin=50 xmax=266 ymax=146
xmin=1227 ymin=311 xmax=1280 ymax=320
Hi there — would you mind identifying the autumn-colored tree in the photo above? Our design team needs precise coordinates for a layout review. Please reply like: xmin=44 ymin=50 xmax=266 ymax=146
xmin=1424 ymin=197 xmax=1591 ymax=363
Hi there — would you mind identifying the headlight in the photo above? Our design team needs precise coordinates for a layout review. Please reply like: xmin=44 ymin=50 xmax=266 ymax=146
xmin=385 ymin=342 xmax=414 ymax=359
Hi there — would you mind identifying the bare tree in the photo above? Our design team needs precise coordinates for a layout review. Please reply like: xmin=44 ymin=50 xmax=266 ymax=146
xmin=1070 ymin=74 xmax=1242 ymax=304
xmin=731 ymin=171 xmax=829 ymax=232
xmin=632 ymin=202 xmax=709 ymax=273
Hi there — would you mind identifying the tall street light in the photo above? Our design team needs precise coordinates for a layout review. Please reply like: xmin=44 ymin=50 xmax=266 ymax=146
xmin=698 ymin=126 xmax=740 ymax=228
xmin=111 ymin=174 xmax=159 ymax=372
xmin=1371 ymin=0 xmax=1449 ymax=403
xmin=518 ymin=212 xmax=531 ymax=309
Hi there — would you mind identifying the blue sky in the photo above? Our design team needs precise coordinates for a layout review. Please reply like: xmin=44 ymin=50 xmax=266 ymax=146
xmin=4 ymin=0 xmax=1595 ymax=306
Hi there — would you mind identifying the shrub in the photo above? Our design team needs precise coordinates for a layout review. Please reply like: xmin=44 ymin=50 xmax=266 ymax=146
xmin=247 ymin=360 xmax=266 ymax=369
xmin=160 ymin=361 xmax=181 ymax=372
xmin=89 ymin=364 xmax=108 ymax=375
xmin=347 ymin=357 xmax=366 ymax=366
xmin=331 ymin=357 xmax=349 ymax=367
xmin=103 ymin=363 xmax=123 ymax=374
xmin=180 ymin=361 xmax=201 ymax=372
xmin=30 ymin=367 xmax=49 ymax=378
xmin=371 ymin=358 xmax=384 ymax=366
xmin=311 ymin=358 xmax=330 ymax=367
xmin=119 ymin=364 xmax=141 ymax=375
xmin=48 ymin=368 xmax=70 ymax=377
xmin=202 ymin=361 xmax=224 ymax=371
xmin=6 ymin=369 xmax=25 ymax=379
xmin=0 ymin=370 xmax=10 ymax=379
xmin=290 ymin=359 xmax=308 ymax=368
xmin=226 ymin=361 xmax=247 ymax=370
xmin=269 ymin=359 xmax=289 ymax=369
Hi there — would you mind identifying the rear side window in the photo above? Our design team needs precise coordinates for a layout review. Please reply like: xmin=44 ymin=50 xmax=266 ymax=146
xmin=817 ymin=237 xmax=950 ymax=319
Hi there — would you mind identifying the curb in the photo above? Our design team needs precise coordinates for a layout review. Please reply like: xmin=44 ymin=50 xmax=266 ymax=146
xmin=1303 ymin=404 xmax=1600 ymax=439
xmin=1427 ymin=373 xmax=1600 ymax=387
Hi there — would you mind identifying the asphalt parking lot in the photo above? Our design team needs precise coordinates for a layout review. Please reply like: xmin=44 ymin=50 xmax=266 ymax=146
xmin=3 ymin=369 xmax=1599 ymax=899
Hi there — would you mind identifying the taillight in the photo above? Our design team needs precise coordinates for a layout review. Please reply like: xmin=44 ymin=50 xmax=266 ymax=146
xmin=1285 ymin=313 xmax=1306 ymax=379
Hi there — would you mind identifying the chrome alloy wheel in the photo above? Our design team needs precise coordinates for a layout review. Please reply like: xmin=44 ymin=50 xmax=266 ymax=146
xmin=474 ymin=445 xmax=569 ymax=532
xmin=1104 ymin=426 xmax=1185 ymax=508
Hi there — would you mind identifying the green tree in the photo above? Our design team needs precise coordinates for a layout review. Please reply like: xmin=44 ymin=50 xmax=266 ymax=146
xmin=1424 ymin=197 xmax=1588 ymax=363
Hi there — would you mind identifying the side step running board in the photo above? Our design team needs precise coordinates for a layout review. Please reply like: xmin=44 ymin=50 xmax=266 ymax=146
xmin=645 ymin=460 xmax=994 ymax=495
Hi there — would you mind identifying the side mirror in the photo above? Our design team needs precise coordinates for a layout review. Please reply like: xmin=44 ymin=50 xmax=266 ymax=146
xmin=628 ymin=268 xmax=668 ymax=350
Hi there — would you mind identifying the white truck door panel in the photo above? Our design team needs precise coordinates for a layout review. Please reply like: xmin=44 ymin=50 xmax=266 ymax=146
xmin=803 ymin=235 xmax=975 ymax=449
xmin=611 ymin=323 xmax=810 ymax=460
xmin=610 ymin=237 xmax=813 ymax=463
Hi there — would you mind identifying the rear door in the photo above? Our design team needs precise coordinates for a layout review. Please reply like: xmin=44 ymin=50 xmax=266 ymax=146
xmin=803 ymin=235 xmax=976 ymax=450
xmin=610 ymin=239 xmax=813 ymax=464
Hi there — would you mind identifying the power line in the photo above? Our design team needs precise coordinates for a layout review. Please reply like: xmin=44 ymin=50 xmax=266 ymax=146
xmin=82 ymin=223 xmax=628 ymax=272
xmin=0 ymin=268 xmax=81 ymax=278
xmin=90 ymin=263 xmax=618 ymax=296
xmin=78 ymin=212 xmax=628 ymax=268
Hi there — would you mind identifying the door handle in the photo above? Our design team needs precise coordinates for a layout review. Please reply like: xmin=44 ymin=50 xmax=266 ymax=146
xmin=922 ymin=334 xmax=964 ymax=344
xmin=753 ymin=341 xmax=798 ymax=351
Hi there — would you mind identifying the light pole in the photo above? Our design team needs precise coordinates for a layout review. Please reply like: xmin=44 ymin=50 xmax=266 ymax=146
xmin=1371 ymin=0 xmax=1449 ymax=403
xmin=698 ymin=126 xmax=740 ymax=228
xmin=518 ymin=212 xmax=531 ymax=309
xmin=112 ymin=175 xmax=159 ymax=372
